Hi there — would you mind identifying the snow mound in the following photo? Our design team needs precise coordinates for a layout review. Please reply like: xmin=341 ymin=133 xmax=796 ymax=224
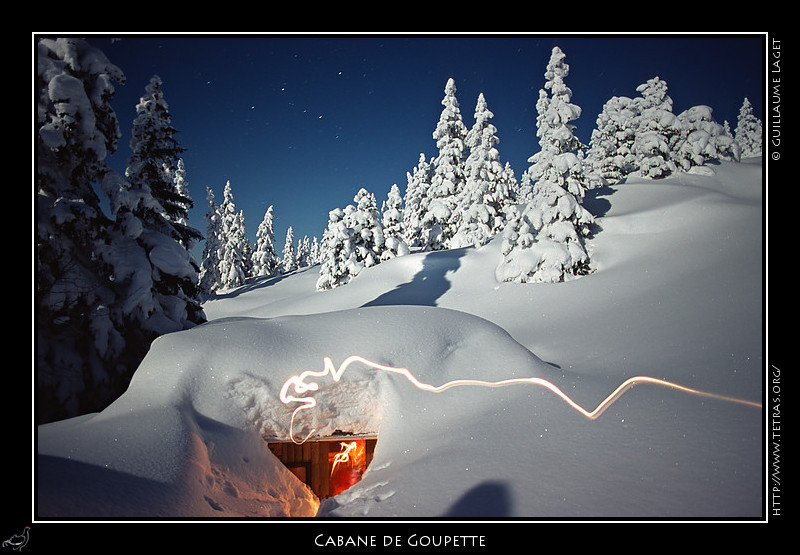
xmin=37 ymin=160 xmax=763 ymax=519
xmin=37 ymin=305 xmax=557 ymax=517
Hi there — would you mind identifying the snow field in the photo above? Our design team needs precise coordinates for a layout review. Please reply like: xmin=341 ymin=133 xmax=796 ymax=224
xmin=37 ymin=160 xmax=763 ymax=519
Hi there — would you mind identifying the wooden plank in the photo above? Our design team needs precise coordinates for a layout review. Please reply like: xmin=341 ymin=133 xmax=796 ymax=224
xmin=365 ymin=438 xmax=376 ymax=468
xmin=310 ymin=441 xmax=321 ymax=497
xmin=319 ymin=441 xmax=330 ymax=498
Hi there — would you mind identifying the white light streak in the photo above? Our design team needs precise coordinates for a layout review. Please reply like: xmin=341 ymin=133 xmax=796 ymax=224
xmin=331 ymin=441 xmax=358 ymax=476
xmin=279 ymin=355 xmax=761 ymax=444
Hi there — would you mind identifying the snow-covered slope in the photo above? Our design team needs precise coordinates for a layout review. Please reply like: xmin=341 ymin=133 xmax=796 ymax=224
xmin=37 ymin=160 xmax=763 ymax=519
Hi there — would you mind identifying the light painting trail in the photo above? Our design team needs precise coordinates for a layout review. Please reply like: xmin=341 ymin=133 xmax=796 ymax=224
xmin=331 ymin=441 xmax=358 ymax=476
xmin=279 ymin=355 xmax=762 ymax=444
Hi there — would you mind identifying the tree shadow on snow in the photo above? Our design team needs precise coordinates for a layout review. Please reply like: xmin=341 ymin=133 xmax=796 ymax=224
xmin=583 ymin=183 xmax=616 ymax=220
xmin=582 ymin=183 xmax=617 ymax=237
xmin=443 ymin=480 xmax=513 ymax=518
xmin=361 ymin=248 xmax=468 ymax=308
xmin=36 ymin=454 xmax=186 ymax=518
xmin=206 ymin=266 xmax=316 ymax=301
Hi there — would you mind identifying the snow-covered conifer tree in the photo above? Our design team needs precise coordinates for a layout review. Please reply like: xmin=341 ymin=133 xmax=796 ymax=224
xmin=735 ymin=97 xmax=763 ymax=157
xmin=251 ymin=205 xmax=279 ymax=277
xmin=497 ymin=46 xmax=594 ymax=283
xmin=124 ymin=76 xmax=203 ymax=249
xmin=586 ymin=95 xmax=638 ymax=182
xmin=673 ymin=105 xmax=741 ymax=171
xmin=240 ymin=218 xmax=254 ymax=278
xmin=199 ymin=186 xmax=222 ymax=294
xmin=452 ymin=93 xmax=512 ymax=248
xmin=297 ymin=235 xmax=311 ymax=268
xmin=36 ymin=37 xmax=128 ymax=421
xmin=382 ymin=183 xmax=410 ymax=260
xmin=317 ymin=207 xmax=356 ymax=290
xmin=422 ymin=78 xmax=468 ymax=250
xmin=163 ymin=158 xmax=196 ymax=250
xmin=517 ymin=168 xmax=533 ymax=204
xmin=217 ymin=181 xmax=248 ymax=289
xmin=403 ymin=153 xmax=432 ymax=248
xmin=350 ymin=188 xmax=386 ymax=267
xmin=310 ymin=236 xmax=321 ymax=265
xmin=502 ymin=162 xmax=520 ymax=204
xmin=316 ymin=188 xmax=386 ymax=290
xmin=631 ymin=77 xmax=681 ymax=178
xmin=281 ymin=226 xmax=298 ymax=273
xmin=112 ymin=74 xmax=205 ymax=342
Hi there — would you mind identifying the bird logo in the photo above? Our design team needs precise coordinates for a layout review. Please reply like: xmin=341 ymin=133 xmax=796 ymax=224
xmin=2 ymin=527 xmax=29 ymax=551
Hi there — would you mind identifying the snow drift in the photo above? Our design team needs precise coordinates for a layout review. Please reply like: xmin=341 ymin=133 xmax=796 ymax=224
xmin=37 ymin=160 xmax=763 ymax=519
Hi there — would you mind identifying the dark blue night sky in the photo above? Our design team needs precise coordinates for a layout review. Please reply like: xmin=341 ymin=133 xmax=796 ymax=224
xmin=90 ymin=33 xmax=764 ymax=256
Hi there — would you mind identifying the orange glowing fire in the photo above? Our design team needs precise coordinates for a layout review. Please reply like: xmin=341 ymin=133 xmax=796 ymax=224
xmin=331 ymin=441 xmax=359 ymax=476
xmin=279 ymin=355 xmax=762 ymax=444
xmin=329 ymin=440 xmax=367 ymax=496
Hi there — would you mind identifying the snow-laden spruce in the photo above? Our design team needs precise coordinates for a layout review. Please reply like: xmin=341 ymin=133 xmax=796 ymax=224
xmin=586 ymin=95 xmax=638 ymax=183
xmin=251 ymin=205 xmax=279 ymax=277
xmin=497 ymin=46 xmax=594 ymax=284
xmin=123 ymin=76 xmax=202 ymax=252
xmin=296 ymin=234 xmax=312 ymax=268
xmin=37 ymin=37 xmax=128 ymax=421
xmin=450 ymin=93 xmax=515 ymax=249
xmin=316 ymin=207 xmax=354 ymax=290
xmin=281 ymin=226 xmax=298 ymax=274
xmin=630 ymin=77 xmax=682 ymax=179
xmin=310 ymin=236 xmax=321 ymax=265
xmin=516 ymin=168 xmax=533 ymax=204
xmin=351 ymin=188 xmax=385 ymax=267
xmin=199 ymin=186 xmax=222 ymax=295
xmin=502 ymin=161 xmax=520 ymax=204
xmin=735 ymin=97 xmax=763 ymax=157
xmin=166 ymin=158 xmax=195 ymax=248
xmin=36 ymin=39 xmax=206 ymax=422
xmin=421 ymin=78 xmax=469 ymax=251
xmin=402 ymin=153 xmax=433 ymax=248
xmin=216 ymin=181 xmax=249 ymax=290
xmin=587 ymin=76 xmax=748 ymax=184
xmin=317 ymin=188 xmax=387 ymax=290
xmin=586 ymin=75 xmax=748 ymax=186
xmin=113 ymin=74 xmax=205 ymax=337
xmin=673 ymin=105 xmax=740 ymax=171
xmin=381 ymin=183 xmax=410 ymax=260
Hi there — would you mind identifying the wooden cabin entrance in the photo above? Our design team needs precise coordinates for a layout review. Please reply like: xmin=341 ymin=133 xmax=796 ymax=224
xmin=267 ymin=434 xmax=377 ymax=499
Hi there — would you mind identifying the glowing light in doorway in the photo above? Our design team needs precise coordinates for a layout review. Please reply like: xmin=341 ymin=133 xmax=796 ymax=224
xmin=331 ymin=441 xmax=358 ymax=476
xmin=279 ymin=355 xmax=761 ymax=444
